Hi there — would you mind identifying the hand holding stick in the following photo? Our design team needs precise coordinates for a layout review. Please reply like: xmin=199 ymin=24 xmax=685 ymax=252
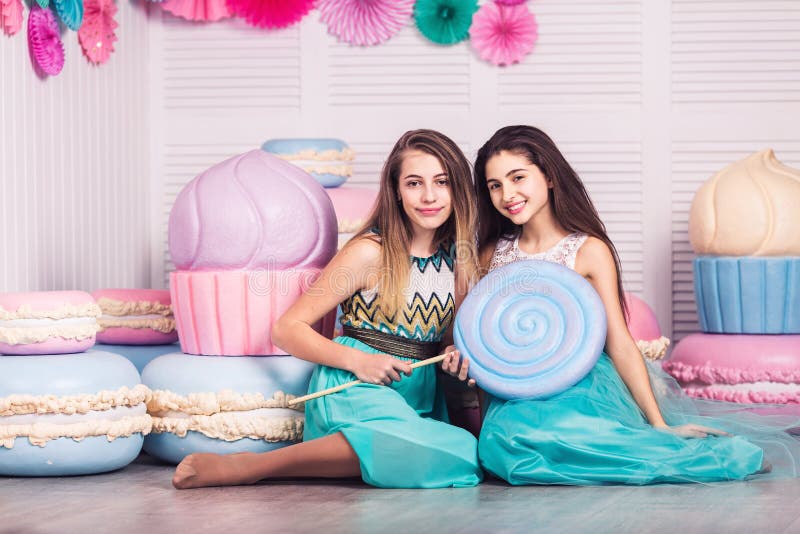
xmin=287 ymin=352 xmax=452 ymax=407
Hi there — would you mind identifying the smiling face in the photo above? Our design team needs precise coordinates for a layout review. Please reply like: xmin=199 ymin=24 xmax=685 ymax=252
xmin=485 ymin=150 xmax=553 ymax=226
xmin=397 ymin=149 xmax=453 ymax=235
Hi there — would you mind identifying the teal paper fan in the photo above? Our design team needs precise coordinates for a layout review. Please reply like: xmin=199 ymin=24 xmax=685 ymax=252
xmin=414 ymin=0 xmax=478 ymax=45
xmin=52 ymin=0 xmax=84 ymax=30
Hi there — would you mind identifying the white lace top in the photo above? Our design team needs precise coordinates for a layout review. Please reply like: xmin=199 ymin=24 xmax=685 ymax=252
xmin=489 ymin=232 xmax=589 ymax=272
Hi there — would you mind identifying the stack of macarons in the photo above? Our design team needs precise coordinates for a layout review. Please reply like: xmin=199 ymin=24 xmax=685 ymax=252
xmin=0 ymin=291 xmax=151 ymax=475
xmin=261 ymin=138 xmax=378 ymax=249
xmin=91 ymin=289 xmax=180 ymax=372
xmin=663 ymin=149 xmax=800 ymax=414
xmin=143 ymin=149 xmax=338 ymax=463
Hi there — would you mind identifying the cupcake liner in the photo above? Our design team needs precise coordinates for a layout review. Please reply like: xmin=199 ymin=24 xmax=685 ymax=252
xmin=694 ymin=256 xmax=800 ymax=334
xmin=170 ymin=270 xmax=334 ymax=356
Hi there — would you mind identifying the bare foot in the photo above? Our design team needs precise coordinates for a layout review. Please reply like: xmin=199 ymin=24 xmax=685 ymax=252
xmin=757 ymin=460 xmax=773 ymax=475
xmin=172 ymin=452 xmax=261 ymax=489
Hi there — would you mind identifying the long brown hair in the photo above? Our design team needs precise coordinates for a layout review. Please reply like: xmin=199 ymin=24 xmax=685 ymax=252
xmin=351 ymin=129 xmax=478 ymax=315
xmin=474 ymin=125 xmax=627 ymax=317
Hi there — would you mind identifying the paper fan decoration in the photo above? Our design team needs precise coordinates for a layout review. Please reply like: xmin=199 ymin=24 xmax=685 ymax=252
xmin=414 ymin=0 xmax=477 ymax=45
xmin=470 ymin=2 xmax=537 ymax=66
xmin=318 ymin=0 xmax=414 ymax=46
xmin=494 ymin=0 xmax=527 ymax=5
xmin=52 ymin=0 xmax=84 ymax=31
xmin=35 ymin=0 xmax=49 ymax=7
xmin=1 ymin=0 xmax=23 ymax=35
xmin=161 ymin=0 xmax=230 ymax=21
xmin=225 ymin=0 xmax=315 ymax=29
xmin=78 ymin=0 xmax=117 ymax=65
xmin=28 ymin=6 xmax=65 ymax=76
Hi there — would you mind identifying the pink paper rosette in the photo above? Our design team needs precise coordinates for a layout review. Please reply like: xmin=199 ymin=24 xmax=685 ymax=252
xmin=225 ymin=0 xmax=315 ymax=29
xmin=470 ymin=1 xmax=537 ymax=66
xmin=161 ymin=0 xmax=231 ymax=22
xmin=78 ymin=0 xmax=117 ymax=65
xmin=494 ymin=0 xmax=527 ymax=5
xmin=28 ymin=6 xmax=65 ymax=76
xmin=1 ymin=0 xmax=23 ymax=35
xmin=318 ymin=0 xmax=414 ymax=46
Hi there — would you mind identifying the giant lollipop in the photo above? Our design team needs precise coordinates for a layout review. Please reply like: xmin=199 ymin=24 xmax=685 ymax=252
xmin=454 ymin=260 xmax=607 ymax=400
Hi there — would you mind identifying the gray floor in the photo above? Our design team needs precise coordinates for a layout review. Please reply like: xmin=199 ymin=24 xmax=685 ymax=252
xmin=2 ymin=454 xmax=800 ymax=534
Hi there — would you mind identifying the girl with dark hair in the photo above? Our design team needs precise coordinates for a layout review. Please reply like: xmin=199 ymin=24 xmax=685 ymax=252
xmin=172 ymin=129 xmax=482 ymax=489
xmin=473 ymin=125 xmax=799 ymax=485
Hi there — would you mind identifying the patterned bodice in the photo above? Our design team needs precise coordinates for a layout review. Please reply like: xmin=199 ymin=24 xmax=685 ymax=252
xmin=340 ymin=242 xmax=456 ymax=342
xmin=489 ymin=233 xmax=588 ymax=272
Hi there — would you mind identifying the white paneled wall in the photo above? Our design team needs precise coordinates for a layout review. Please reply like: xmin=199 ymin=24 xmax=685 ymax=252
xmin=328 ymin=30 xmax=471 ymax=108
xmin=671 ymin=0 xmax=800 ymax=105
xmin=161 ymin=17 xmax=302 ymax=111
xmin=1 ymin=1 xmax=150 ymax=293
xmin=498 ymin=0 xmax=643 ymax=109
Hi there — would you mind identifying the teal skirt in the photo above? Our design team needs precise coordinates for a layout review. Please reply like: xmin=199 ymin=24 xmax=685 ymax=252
xmin=303 ymin=336 xmax=483 ymax=488
xmin=478 ymin=354 xmax=797 ymax=486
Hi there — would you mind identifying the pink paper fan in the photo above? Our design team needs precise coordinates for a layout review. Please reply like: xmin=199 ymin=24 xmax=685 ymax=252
xmin=470 ymin=2 xmax=537 ymax=66
xmin=494 ymin=0 xmax=527 ymax=5
xmin=78 ymin=0 xmax=118 ymax=65
xmin=318 ymin=0 xmax=414 ymax=46
xmin=1 ymin=0 xmax=23 ymax=36
xmin=161 ymin=0 xmax=231 ymax=22
xmin=28 ymin=6 xmax=64 ymax=76
xmin=225 ymin=0 xmax=315 ymax=29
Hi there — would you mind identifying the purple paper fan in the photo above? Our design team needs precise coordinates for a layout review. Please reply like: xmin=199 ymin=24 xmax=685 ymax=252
xmin=28 ymin=7 xmax=65 ymax=76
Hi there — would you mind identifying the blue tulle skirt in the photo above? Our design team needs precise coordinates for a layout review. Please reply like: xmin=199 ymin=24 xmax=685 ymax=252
xmin=479 ymin=354 xmax=800 ymax=485
xmin=303 ymin=336 xmax=483 ymax=488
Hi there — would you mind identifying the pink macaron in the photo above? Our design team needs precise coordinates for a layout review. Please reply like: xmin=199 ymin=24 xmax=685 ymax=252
xmin=624 ymin=293 xmax=670 ymax=360
xmin=0 ymin=291 xmax=101 ymax=355
xmin=663 ymin=333 xmax=800 ymax=414
xmin=92 ymin=289 xmax=179 ymax=346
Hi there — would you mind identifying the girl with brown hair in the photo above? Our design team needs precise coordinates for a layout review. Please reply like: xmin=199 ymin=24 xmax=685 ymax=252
xmin=473 ymin=125 xmax=791 ymax=485
xmin=172 ymin=129 xmax=482 ymax=489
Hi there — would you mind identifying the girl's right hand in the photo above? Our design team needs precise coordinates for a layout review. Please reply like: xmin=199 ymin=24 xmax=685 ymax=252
xmin=656 ymin=423 xmax=731 ymax=439
xmin=347 ymin=349 xmax=413 ymax=385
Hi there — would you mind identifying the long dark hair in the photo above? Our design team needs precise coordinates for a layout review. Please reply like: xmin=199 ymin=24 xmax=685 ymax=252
xmin=351 ymin=129 xmax=478 ymax=314
xmin=474 ymin=125 xmax=627 ymax=317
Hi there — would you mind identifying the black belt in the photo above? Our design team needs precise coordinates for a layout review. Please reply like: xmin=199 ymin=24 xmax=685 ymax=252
xmin=342 ymin=325 xmax=441 ymax=360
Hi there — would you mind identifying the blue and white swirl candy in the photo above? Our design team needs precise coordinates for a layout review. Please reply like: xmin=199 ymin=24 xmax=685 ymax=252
xmin=454 ymin=260 xmax=606 ymax=400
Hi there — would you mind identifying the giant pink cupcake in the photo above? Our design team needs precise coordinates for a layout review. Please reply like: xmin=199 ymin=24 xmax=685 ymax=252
xmin=168 ymin=150 xmax=337 ymax=356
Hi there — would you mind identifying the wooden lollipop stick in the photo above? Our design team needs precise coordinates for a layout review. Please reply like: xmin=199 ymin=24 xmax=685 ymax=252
xmin=287 ymin=352 xmax=452 ymax=407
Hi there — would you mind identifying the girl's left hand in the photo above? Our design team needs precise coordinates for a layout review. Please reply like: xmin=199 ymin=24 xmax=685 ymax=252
xmin=657 ymin=423 xmax=730 ymax=439
xmin=441 ymin=345 xmax=476 ymax=387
